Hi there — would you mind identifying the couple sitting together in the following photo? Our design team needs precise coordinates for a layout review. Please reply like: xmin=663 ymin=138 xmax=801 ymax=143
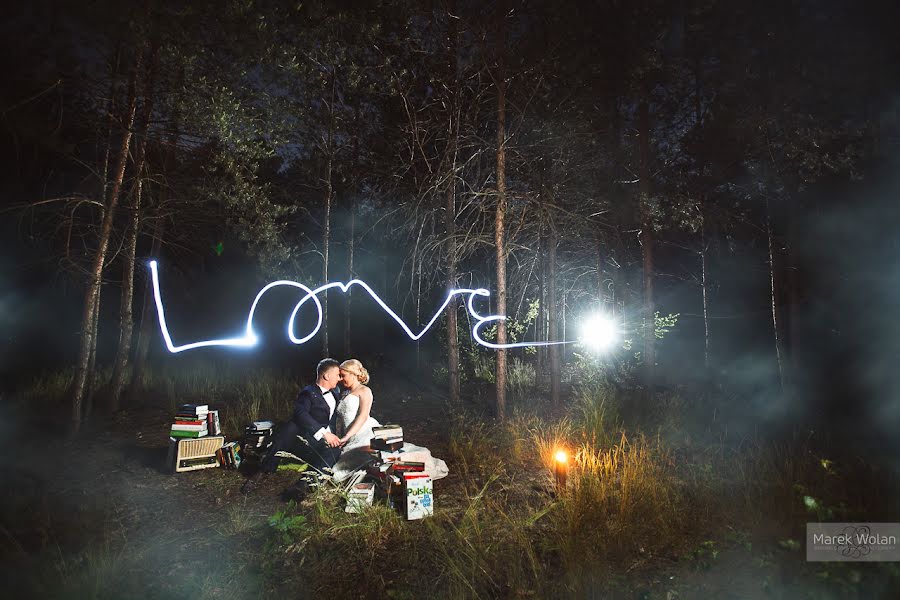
xmin=242 ymin=357 xmax=446 ymax=497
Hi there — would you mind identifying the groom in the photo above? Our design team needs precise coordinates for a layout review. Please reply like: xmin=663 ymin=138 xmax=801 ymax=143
xmin=241 ymin=358 xmax=344 ymax=495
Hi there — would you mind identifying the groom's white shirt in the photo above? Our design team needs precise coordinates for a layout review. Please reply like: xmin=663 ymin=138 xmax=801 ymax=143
xmin=312 ymin=384 xmax=336 ymax=441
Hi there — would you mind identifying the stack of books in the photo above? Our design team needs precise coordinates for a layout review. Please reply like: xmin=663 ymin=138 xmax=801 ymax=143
xmin=370 ymin=424 xmax=403 ymax=452
xmin=170 ymin=404 xmax=209 ymax=438
xmin=216 ymin=441 xmax=242 ymax=469
xmin=206 ymin=410 xmax=221 ymax=436
xmin=243 ymin=421 xmax=275 ymax=453
xmin=345 ymin=482 xmax=376 ymax=513
xmin=361 ymin=447 xmax=431 ymax=519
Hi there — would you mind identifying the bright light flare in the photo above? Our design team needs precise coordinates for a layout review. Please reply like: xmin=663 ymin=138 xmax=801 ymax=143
xmin=579 ymin=314 xmax=617 ymax=352
xmin=554 ymin=449 xmax=568 ymax=464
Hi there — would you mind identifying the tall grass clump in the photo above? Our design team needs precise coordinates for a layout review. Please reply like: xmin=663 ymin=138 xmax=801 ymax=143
xmin=573 ymin=381 xmax=620 ymax=446
xmin=506 ymin=357 xmax=536 ymax=399
xmin=138 ymin=362 xmax=296 ymax=434
xmin=276 ymin=475 xmax=550 ymax=599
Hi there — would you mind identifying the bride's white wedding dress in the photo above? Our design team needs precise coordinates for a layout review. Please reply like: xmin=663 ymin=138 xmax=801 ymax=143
xmin=335 ymin=393 xmax=381 ymax=450
xmin=331 ymin=391 xmax=449 ymax=483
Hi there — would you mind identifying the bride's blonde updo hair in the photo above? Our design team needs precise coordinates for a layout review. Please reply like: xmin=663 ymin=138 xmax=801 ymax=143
xmin=340 ymin=359 xmax=370 ymax=385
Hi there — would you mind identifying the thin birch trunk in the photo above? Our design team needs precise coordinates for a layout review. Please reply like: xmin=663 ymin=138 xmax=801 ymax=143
xmin=548 ymin=223 xmax=560 ymax=406
xmin=494 ymin=0 xmax=508 ymax=420
xmin=322 ymin=69 xmax=336 ymax=357
xmin=445 ymin=0 xmax=460 ymax=407
xmin=345 ymin=196 xmax=355 ymax=355
xmin=766 ymin=195 xmax=786 ymax=394
xmin=700 ymin=198 xmax=711 ymax=371
xmin=71 ymin=50 xmax=142 ymax=432
xmin=638 ymin=97 xmax=655 ymax=413
xmin=83 ymin=296 xmax=101 ymax=419
xmin=128 ymin=217 xmax=163 ymax=405
xmin=110 ymin=45 xmax=157 ymax=411
xmin=537 ymin=221 xmax=546 ymax=376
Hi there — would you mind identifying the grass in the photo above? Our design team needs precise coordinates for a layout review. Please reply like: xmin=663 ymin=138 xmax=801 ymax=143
xmin=14 ymin=362 xmax=297 ymax=436
xmin=7 ymin=367 xmax=900 ymax=598
xmin=260 ymin=384 xmax=900 ymax=598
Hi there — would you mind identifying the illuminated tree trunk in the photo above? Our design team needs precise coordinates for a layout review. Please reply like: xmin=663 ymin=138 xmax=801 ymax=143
xmin=494 ymin=0 xmax=508 ymax=420
xmin=322 ymin=68 xmax=336 ymax=357
xmin=766 ymin=195 xmax=786 ymax=394
xmin=82 ymin=48 xmax=121 ymax=421
xmin=345 ymin=104 xmax=361 ymax=357
xmin=345 ymin=196 xmax=355 ymax=355
xmin=71 ymin=50 xmax=141 ymax=432
xmin=548 ymin=222 xmax=560 ymax=406
xmin=110 ymin=46 xmax=157 ymax=412
xmin=694 ymin=59 xmax=711 ymax=373
xmin=446 ymin=2 xmax=460 ymax=406
xmin=83 ymin=294 xmax=101 ymax=419
xmin=638 ymin=97 xmax=655 ymax=411
xmin=700 ymin=195 xmax=711 ymax=371
xmin=537 ymin=221 xmax=547 ymax=376
xmin=128 ymin=217 xmax=163 ymax=405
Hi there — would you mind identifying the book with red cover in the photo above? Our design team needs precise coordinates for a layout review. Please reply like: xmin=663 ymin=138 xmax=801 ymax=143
xmin=393 ymin=461 xmax=425 ymax=473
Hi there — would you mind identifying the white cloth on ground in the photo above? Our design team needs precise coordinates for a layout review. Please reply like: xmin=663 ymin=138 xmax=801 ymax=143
xmin=330 ymin=391 xmax=449 ymax=482
xmin=333 ymin=442 xmax=450 ymax=482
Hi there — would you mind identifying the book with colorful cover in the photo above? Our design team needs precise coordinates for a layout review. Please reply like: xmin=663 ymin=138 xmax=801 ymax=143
xmin=403 ymin=472 xmax=433 ymax=520
xmin=206 ymin=410 xmax=221 ymax=436
xmin=170 ymin=429 xmax=208 ymax=438
xmin=171 ymin=424 xmax=208 ymax=433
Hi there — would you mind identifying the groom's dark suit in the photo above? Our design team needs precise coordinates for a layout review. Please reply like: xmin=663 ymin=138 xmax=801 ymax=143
xmin=260 ymin=384 xmax=343 ymax=472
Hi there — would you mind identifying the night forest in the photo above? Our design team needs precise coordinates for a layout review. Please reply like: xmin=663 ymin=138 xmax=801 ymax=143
xmin=1 ymin=0 xmax=899 ymax=598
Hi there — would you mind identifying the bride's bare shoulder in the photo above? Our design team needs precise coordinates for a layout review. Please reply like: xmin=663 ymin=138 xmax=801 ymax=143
xmin=359 ymin=385 xmax=373 ymax=400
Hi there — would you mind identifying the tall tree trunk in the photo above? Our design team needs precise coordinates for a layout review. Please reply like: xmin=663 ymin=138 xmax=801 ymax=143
xmin=445 ymin=0 xmax=461 ymax=407
xmin=700 ymin=195 xmax=711 ymax=372
xmin=766 ymin=195 xmax=786 ymax=394
xmin=694 ymin=54 xmax=711 ymax=375
xmin=548 ymin=222 xmax=560 ymax=406
xmin=494 ymin=0 xmax=508 ymax=420
xmin=345 ymin=196 xmax=355 ymax=355
xmin=322 ymin=69 xmax=336 ymax=357
xmin=415 ymin=250 xmax=422 ymax=370
xmin=638 ymin=98 xmax=655 ymax=413
xmin=128 ymin=217 xmax=164 ymax=406
xmin=785 ymin=194 xmax=801 ymax=377
xmin=595 ymin=232 xmax=605 ymax=308
xmin=345 ymin=104 xmax=361 ymax=357
xmin=83 ymin=295 xmax=101 ymax=419
xmin=537 ymin=221 xmax=547 ymax=376
xmin=109 ymin=46 xmax=157 ymax=412
xmin=446 ymin=180 xmax=460 ymax=405
xmin=71 ymin=50 xmax=142 ymax=432
xmin=82 ymin=46 xmax=122 ymax=421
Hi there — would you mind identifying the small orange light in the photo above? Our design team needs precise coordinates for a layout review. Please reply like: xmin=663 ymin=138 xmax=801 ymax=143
xmin=553 ymin=449 xmax=569 ymax=493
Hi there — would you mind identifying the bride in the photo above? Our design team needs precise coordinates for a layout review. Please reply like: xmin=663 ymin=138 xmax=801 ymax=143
xmin=332 ymin=358 xmax=448 ymax=483
xmin=335 ymin=359 xmax=380 ymax=450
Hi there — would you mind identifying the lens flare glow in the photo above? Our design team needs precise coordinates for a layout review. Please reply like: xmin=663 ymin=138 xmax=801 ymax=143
xmin=579 ymin=314 xmax=617 ymax=351
xmin=554 ymin=449 xmax=568 ymax=464
xmin=149 ymin=260 xmax=571 ymax=353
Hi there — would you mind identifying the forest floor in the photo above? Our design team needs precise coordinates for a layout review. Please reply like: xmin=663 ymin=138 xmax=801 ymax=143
xmin=1 ymin=380 xmax=898 ymax=599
